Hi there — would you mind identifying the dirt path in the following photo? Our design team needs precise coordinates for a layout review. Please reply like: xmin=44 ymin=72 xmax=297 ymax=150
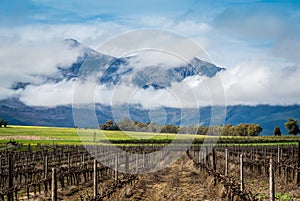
xmin=110 ymin=153 xmax=223 ymax=201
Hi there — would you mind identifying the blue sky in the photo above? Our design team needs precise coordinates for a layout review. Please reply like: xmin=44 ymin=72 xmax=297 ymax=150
xmin=0 ymin=0 xmax=300 ymax=106
xmin=0 ymin=0 xmax=195 ymax=24
xmin=2 ymin=1 xmax=299 ymax=24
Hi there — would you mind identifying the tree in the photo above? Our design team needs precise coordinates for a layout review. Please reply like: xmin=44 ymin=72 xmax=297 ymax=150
xmin=285 ymin=118 xmax=300 ymax=135
xmin=0 ymin=118 xmax=8 ymax=128
xmin=147 ymin=122 xmax=160 ymax=133
xmin=197 ymin=126 xmax=208 ymax=135
xmin=247 ymin=124 xmax=263 ymax=136
xmin=222 ymin=124 xmax=233 ymax=136
xmin=161 ymin=124 xmax=179 ymax=134
xmin=256 ymin=125 xmax=262 ymax=135
xmin=220 ymin=124 xmax=262 ymax=136
xmin=118 ymin=117 xmax=135 ymax=131
xmin=234 ymin=124 xmax=248 ymax=136
xmin=274 ymin=126 xmax=281 ymax=136
xmin=99 ymin=120 xmax=119 ymax=130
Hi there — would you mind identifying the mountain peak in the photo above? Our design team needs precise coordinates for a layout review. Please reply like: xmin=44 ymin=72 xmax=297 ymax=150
xmin=9 ymin=40 xmax=227 ymax=93
xmin=64 ymin=38 xmax=81 ymax=47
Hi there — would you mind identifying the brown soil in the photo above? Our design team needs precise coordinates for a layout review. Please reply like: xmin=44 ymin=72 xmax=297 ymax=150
xmin=107 ymin=153 xmax=225 ymax=201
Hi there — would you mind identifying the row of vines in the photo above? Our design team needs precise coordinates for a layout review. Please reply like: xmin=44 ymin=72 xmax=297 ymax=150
xmin=187 ymin=143 xmax=300 ymax=200
xmin=0 ymin=144 xmax=171 ymax=201
xmin=1 ymin=143 xmax=300 ymax=200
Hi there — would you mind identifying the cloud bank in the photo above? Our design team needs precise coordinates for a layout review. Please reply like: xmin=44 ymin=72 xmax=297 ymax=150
xmin=0 ymin=1 xmax=300 ymax=108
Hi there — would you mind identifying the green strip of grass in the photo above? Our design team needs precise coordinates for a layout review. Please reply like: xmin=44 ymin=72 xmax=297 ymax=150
xmin=0 ymin=126 xmax=300 ymax=145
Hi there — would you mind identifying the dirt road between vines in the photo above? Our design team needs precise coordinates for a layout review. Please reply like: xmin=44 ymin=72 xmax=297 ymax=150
xmin=109 ymin=153 xmax=224 ymax=201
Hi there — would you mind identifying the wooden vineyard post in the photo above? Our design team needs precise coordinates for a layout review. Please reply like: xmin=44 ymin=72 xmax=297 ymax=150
xmin=51 ymin=168 xmax=57 ymax=201
xmin=203 ymin=148 xmax=206 ymax=166
xmin=44 ymin=155 xmax=48 ymax=195
xmin=197 ymin=150 xmax=201 ymax=170
xmin=277 ymin=146 xmax=281 ymax=175
xmin=26 ymin=155 xmax=30 ymax=200
xmin=202 ymin=151 xmax=205 ymax=170
xmin=135 ymin=154 xmax=138 ymax=173
xmin=205 ymin=146 xmax=209 ymax=167
xmin=270 ymin=159 xmax=275 ymax=201
xmin=225 ymin=149 xmax=228 ymax=176
xmin=198 ymin=150 xmax=201 ymax=165
xmin=297 ymin=141 xmax=300 ymax=185
xmin=68 ymin=153 xmax=71 ymax=170
xmin=143 ymin=152 xmax=146 ymax=168
xmin=277 ymin=146 xmax=280 ymax=163
xmin=115 ymin=153 xmax=119 ymax=181
xmin=125 ymin=152 xmax=129 ymax=173
xmin=93 ymin=159 xmax=97 ymax=199
xmin=142 ymin=152 xmax=144 ymax=168
xmin=240 ymin=154 xmax=244 ymax=192
xmin=212 ymin=148 xmax=217 ymax=185
xmin=8 ymin=155 xmax=14 ymax=201
xmin=145 ymin=153 xmax=148 ymax=168
xmin=45 ymin=155 xmax=48 ymax=178
xmin=67 ymin=153 xmax=70 ymax=185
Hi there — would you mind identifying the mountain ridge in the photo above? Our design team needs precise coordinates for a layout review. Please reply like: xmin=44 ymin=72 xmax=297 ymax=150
xmin=1 ymin=98 xmax=300 ymax=135
xmin=10 ymin=39 xmax=225 ymax=90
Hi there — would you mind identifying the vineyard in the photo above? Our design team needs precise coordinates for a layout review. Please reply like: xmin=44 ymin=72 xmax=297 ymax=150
xmin=188 ymin=144 xmax=300 ymax=200
xmin=1 ymin=143 xmax=300 ymax=200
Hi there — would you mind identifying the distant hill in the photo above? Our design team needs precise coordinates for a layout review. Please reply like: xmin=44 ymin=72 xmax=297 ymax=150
xmin=224 ymin=105 xmax=300 ymax=135
xmin=1 ymin=98 xmax=299 ymax=135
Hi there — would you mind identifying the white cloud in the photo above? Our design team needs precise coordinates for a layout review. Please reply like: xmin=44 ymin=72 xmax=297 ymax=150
xmin=20 ymin=79 xmax=76 ymax=106
xmin=96 ymin=29 xmax=210 ymax=63
xmin=126 ymin=51 xmax=186 ymax=68
xmin=0 ymin=87 xmax=20 ymax=100
xmin=0 ymin=39 xmax=82 ymax=92
xmin=0 ymin=22 xmax=129 ymax=49
xmin=93 ymin=79 xmax=203 ymax=109
xmin=220 ymin=61 xmax=300 ymax=105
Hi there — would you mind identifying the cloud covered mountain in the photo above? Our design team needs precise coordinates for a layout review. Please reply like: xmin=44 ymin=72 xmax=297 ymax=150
xmin=51 ymin=39 xmax=225 ymax=89
xmin=1 ymin=39 xmax=299 ymax=136
xmin=9 ymin=39 xmax=225 ymax=96
xmin=7 ymin=39 xmax=226 ymax=108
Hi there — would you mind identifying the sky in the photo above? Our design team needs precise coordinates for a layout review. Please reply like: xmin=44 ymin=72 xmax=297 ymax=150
xmin=1 ymin=0 xmax=300 ymax=107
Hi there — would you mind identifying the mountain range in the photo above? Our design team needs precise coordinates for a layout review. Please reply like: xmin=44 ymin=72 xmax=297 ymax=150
xmin=1 ymin=98 xmax=300 ymax=135
xmin=1 ymin=39 xmax=299 ymax=135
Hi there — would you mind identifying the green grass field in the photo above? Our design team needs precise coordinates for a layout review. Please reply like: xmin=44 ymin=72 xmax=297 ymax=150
xmin=0 ymin=125 xmax=203 ymax=145
xmin=0 ymin=125 xmax=299 ymax=146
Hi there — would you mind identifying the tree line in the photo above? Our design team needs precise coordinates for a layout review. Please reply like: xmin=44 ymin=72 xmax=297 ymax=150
xmin=99 ymin=117 xmax=263 ymax=136
xmin=0 ymin=118 xmax=8 ymax=127
xmin=274 ymin=118 xmax=300 ymax=136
